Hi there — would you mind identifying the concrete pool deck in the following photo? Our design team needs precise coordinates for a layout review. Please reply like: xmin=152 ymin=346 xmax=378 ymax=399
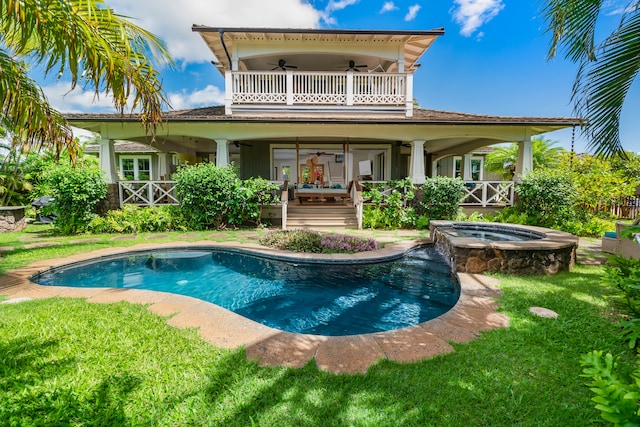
xmin=0 ymin=237 xmax=510 ymax=374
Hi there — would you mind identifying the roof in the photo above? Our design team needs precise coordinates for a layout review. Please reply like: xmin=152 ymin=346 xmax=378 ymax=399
xmin=192 ymin=27 xmax=445 ymax=72
xmin=84 ymin=141 xmax=159 ymax=153
xmin=66 ymin=106 xmax=581 ymax=127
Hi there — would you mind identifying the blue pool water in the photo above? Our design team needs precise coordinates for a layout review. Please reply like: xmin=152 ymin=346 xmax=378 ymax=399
xmin=441 ymin=227 xmax=541 ymax=242
xmin=32 ymin=246 xmax=459 ymax=336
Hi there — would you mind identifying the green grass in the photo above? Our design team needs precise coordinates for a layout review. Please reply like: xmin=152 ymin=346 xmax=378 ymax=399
xmin=0 ymin=226 xmax=632 ymax=426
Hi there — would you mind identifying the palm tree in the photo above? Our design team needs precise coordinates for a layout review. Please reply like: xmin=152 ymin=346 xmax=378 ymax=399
xmin=542 ymin=0 xmax=639 ymax=158
xmin=484 ymin=137 xmax=564 ymax=180
xmin=0 ymin=0 xmax=173 ymax=161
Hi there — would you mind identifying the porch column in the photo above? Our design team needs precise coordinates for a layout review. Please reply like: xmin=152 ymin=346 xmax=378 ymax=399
xmin=157 ymin=153 xmax=169 ymax=179
xmin=98 ymin=138 xmax=118 ymax=183
xmin=462 ymin=154 xmax=473 ymax=181
xmin=215 ymin=139 xmax=229 ymax=167
xmin=515 ymin=135 xmax=533 ymax=179
xmin=409 ymin=139 xmax=426 ymax=184
xmin=224 ymin=71 xmax=233 ymax=115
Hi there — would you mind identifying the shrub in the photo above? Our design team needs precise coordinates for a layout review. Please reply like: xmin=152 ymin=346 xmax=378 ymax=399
xmin=88 ymin=205 xmax=188 ymax=233
xmin=581 ymin=250 xmax=640 ymax=426
xmin=516 ymin=169 xmax=576 ymax=228
xmin=415 ymin=176 xmax=465 ymax=221
xmin=260 ymin=229 xmax=379 ymax=253
xmin=362 ymin=179 xmax=415 ymax=229
xmin=174 ymin=164 xmax=279 ymax=229
xmin=43 ymin=161 xmax=107 ymax=234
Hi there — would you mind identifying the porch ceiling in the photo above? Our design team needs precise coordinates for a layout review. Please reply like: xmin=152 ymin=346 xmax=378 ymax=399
xmin=192 ymin=27 xmax=444 ymax=73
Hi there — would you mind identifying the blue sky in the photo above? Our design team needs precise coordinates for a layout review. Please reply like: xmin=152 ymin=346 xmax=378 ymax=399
xmin=41 ymin=0 xmax=638 ymax=153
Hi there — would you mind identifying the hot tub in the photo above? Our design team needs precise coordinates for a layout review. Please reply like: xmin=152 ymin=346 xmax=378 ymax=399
xmin=430 ymin=221 xmax=578 ymax=275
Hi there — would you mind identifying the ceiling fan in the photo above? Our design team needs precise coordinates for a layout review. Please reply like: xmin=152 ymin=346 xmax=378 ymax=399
xmin=233 ymin=141 xmax=251 ymax=148
xmin=342 ymin=60 xmax=368 ymax=72
xmin=269 ymin=59 xmax=298 ymax=71
xmin=315 ymin=151 xmax=337 ymax=156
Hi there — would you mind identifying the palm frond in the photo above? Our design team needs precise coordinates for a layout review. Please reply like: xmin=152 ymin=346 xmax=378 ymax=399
xmin=574 ymin=6 xmax=640 ymax=157
xmin=541 ymin=0 xmax=604 ymax=62
xmin=0 ymin=0 xmax=174 ymax=146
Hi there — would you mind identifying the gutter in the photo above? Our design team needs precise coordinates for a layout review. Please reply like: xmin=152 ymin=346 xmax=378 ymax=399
xmin=219 ymin=30 xmax=232 ymax=70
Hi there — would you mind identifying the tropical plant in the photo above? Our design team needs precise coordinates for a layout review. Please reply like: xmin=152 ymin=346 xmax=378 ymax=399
xmin=516 ymin=168 xmax=576 ymax=228
xmin=484 ymin=137 xmax=564 ymax=180
xmin=174 ymin=163 xmax=279 ymax=229
xmin=559 ymin=153 xmax=639 ymax=215
xmin=362 ymin=178 xmax=415 ymax=229
xmin=416 ymin=176 xmax=465 ymax=220
xmin=87 ymin=205 xmax=188 ymax=234
xmin=43 ymin=160 xmax=108 ymax=234
xmin=0 ymin=0 xmax=173 ymax=160
xmin=542 ymin=0 xmax=640 ymax=157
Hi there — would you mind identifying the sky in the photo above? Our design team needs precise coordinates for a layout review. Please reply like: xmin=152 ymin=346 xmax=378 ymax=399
xmin=39 ymin=0 xmax=639 ymax=154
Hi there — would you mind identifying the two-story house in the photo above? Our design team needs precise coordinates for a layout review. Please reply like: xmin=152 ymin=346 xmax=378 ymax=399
xmin=68 ymin=27 xmax=579 ymax=225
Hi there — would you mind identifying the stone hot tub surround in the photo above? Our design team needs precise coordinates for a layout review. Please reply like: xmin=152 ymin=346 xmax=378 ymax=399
xmin=430 ymin=221 xmax=578 ymax=275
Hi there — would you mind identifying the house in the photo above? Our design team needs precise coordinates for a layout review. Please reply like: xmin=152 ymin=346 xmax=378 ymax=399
xmin=67 ymin=27 xmax=580 ymax=226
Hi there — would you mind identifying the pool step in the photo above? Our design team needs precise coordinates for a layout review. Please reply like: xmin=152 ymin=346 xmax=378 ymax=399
xmin=286 ymin=205 xmax=358 ymax=229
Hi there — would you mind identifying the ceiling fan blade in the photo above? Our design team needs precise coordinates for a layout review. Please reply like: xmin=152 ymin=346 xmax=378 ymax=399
xmin=286 ymin=65 xmax=298 ymax=69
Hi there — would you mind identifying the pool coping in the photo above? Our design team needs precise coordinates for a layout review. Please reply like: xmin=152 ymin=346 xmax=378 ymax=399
xmin=0 ymin=240 xmax=509 ymax=374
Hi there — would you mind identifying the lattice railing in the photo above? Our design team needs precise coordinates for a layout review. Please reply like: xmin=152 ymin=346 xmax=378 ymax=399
xmin=119 ymin=181 xmax=179 ymax=207
xmin=460 ymin=181 xmax=515 ymax=207
xmin=229 ymin=71 xmax=407 ymax=107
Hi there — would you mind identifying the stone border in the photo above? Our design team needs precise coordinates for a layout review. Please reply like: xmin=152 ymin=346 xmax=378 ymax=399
xmin=0 ymin=240 xmax=509 ymax=374
xmin=430 ymin=221 xmax=579 ymax=275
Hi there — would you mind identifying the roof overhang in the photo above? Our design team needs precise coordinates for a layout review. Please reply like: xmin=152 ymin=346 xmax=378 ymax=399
xmin=192 ymin=27 xmax=445 ymax=73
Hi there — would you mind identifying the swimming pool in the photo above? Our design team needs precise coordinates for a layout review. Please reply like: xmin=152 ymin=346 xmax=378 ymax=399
xmin=32 ymin=246 xmax=459 ymax=336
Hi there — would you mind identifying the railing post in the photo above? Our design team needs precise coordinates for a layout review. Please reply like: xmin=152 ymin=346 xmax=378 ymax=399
xmin=405 ymin=74 xmax=413 ymax=117
xmin=286 ymin=71 xmax=294 ymax=106
xmin=346 ymin=71 xmax=354 ymax=106
xmin=482 ymin=182 xmax=488 ymax=207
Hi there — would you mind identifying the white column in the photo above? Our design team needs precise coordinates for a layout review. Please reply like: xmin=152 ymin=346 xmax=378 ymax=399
xmin=98 ymin=138 xmax=118 ymax=183
xmin=215 ymin=139 xmax=229 ymax=167
xmin=224 ymin=71 xmax=233 ymax=115
xmin=409 ymin=139 xmax=426 ymax=184
xmin=157 ymin=153 xmax=169 ymax=179
xmin=515 ymin=135 xmax=533 ymax=179
xmin=463 ymin=154 xmax=473 ymax=181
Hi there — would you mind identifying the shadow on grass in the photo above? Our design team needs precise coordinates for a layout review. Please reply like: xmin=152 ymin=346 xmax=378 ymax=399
xmin=0 ymin=268 xmax=628 ymax=426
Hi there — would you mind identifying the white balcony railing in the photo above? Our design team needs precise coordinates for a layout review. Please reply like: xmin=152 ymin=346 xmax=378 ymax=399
xmin=226 ymin=71 xmax=412 ymax=116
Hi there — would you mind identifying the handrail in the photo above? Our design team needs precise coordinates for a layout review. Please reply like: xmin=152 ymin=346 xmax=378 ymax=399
xmin=281 ymin=180 xmax=289 ymax=230
xmin=352 ymin=179 xmax=364 ymax=230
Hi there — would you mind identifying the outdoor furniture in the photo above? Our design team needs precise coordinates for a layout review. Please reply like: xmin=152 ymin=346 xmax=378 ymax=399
xmin=296 ymin=183 xmax=349 ymax=204
xmin=602 ymin=222 xmax=640 ymax=259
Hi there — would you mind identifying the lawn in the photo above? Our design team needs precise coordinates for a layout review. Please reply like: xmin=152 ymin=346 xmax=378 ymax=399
xmin=0 ymin=225 xmax=631 ymax=426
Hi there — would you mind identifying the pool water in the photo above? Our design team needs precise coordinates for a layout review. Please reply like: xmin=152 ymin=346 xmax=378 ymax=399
xmin=32 ymin=246 xmax=459 ymax=336
xmin=441 ymin=227 xmax=540 ymax=242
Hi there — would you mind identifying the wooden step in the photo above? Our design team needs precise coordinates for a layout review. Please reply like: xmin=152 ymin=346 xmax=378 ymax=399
xmin=286 ymin=205 xmax=358 ymax=228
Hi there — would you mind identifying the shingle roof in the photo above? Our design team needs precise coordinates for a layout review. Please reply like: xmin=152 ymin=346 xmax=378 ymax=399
xmin=66 ymin=106 xmax=581 ymax=126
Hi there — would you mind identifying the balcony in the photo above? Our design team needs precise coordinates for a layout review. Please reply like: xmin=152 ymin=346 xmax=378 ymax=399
xmin=224 ymin=71 xmax=413 ymax=117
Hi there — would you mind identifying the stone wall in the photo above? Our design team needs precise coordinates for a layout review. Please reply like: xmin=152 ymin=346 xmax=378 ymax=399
xmin=96 ymin=184 xmax=120 ymax=215
xmin=430 ymin=221 xmax=578 ymax=276
xmin=0 ymin=207 xmax=26 ymax=233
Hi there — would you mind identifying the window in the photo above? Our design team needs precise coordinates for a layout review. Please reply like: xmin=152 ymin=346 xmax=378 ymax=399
xmin=119 ymin=156 xmax=151 ymax=180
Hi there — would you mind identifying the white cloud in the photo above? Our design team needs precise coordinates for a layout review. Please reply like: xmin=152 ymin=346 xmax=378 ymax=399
xmin=42 ymin=82 xmax=118 ymax=113
xmin=319 ymin=0 xmax=359 ymax=25
xmin=404 ymin=4 xmax=421 ymax=21
xmin=168 ymin=85 xmax=225 ymax=110
xmin=107 ymin=0 xmax=323 ymax=63
xmin=380 ymin=2 xmax=398 ymax=14
xmin=451 ymin=0 xmax=504 ymax=37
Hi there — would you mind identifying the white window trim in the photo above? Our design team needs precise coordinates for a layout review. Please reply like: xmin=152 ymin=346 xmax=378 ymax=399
xmin=119 ymin=155 xmax=152 ymax=181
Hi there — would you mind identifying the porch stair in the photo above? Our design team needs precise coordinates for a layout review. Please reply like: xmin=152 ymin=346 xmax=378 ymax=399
xmin=286 ymin=205 xmax=358 ymax=229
